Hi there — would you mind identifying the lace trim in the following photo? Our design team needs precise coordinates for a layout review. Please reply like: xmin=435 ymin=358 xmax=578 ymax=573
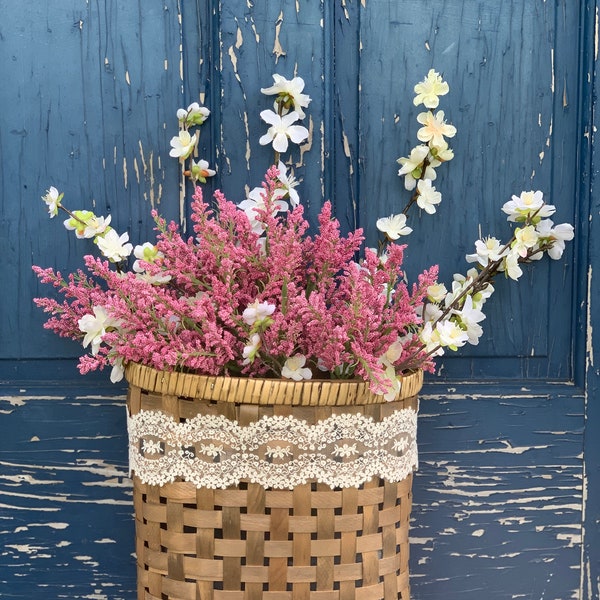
xmin=128 ymin=408 xmax=418 ymax=490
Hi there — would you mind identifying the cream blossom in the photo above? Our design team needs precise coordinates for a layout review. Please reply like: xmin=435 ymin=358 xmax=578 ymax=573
xmin=261 ymin=74 xmax=312 ymax=119
xmin=96 ymin=229 xmax=133 ymax=262
xmin=413 ymin=69 xmax=450 ymax=109
xmin=189 ymin=159 xmax=216 ymax=183
xmin=453 ymin=295 xmax=485 ymax=345
xmin=416 ymin=110 xmax=456 ymax=149
xmin=451 ymin=270 xmax=494 ymax=308
xmin=380 ymin=366 xmax=402 ymax=402
xmin=169 ymin=130 xmax=197 ymax=159
xmin=242 ymin=300 xmax=276 ymax=326
xmin=64 ymin=210 xmax=96 ymax=239
xmin=434 ymin=146 xmax=455 ymax=162
xmin=376 ymin=213 xmax=412 ymax=239
xmin=273 ymin=161 xmax=300 ymax=207
xmin=465 ymin=237 xmax=508 ymax=267
xmin=535 ymin=219 xmax=575 ymax=260
xmin=176 ymin=102 xmax=210 ymax=126
xmin=281 ymin=354 xmax=312 ymax=381
xmin=419 ymin=322 xmax=444 ymax=356
xmin=110 ymin=358 xmax=124 ymax=383
xmin=423 ymin=301 xmax=443 ymax=323
xmin=512 ymin=225 xmax=539 ymax=257
xmin=78 ymin=306 xmax=119 ymax=356
xmin=397 ymin=144 xmax=437 ymax=190
xmin=259 ymin=110 xmax=309 ymax=153
xmin=435 ymin=320 xmax=469 ymax=350
xmin=416 ymin=179 xmax=442 ymax=214
xmin=379 ymin=338 xmax=405 ymax=368
xmin=443 ymin=278 xmax=470 ymax=308
xmin=501 ymin=190 xmax=556 ymax=223
xmin=83 ymin=215 xmax=112 ymax=239
xmin=242 ymin=333 xmax=262 ymax=365
xmin=42 ymin=186 xmax=63 ymax=218
xmin=427 ymin=283 xmax=448 ymax=303
xmin=502 ymin=250 xmax=523 ymax=280
xmin=239 ymin=187 xmax=288 ymax=234
xmin=133 ymin=242 xmax=163 ymax=273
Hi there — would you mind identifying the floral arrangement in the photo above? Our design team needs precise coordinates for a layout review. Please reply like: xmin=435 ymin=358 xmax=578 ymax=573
xmin=33 ymin=70 xmax=574 ymax=400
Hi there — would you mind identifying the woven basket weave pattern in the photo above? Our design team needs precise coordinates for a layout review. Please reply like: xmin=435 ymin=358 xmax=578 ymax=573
xmin=126 ymin=366 xmax=422 ymax=599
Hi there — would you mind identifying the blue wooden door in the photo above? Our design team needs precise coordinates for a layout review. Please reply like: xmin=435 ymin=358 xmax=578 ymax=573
xmin=1 ymin=1 xmax=598 ymax=598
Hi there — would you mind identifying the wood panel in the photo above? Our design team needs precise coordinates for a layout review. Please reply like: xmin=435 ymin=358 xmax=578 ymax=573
xmin=0 ymin=387 xmax=134 ymax=599
xmin=353 ymin=0 xmax=578 ymax=380
xmin=0 ymin=0 xmax=596 ymax=598
xmin=1 ymin=1 xmax=183 ymax=376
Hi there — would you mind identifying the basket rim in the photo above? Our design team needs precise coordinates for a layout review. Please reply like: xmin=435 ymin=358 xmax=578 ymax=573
xmin=124 ymin=362 xmax=423 ymax=406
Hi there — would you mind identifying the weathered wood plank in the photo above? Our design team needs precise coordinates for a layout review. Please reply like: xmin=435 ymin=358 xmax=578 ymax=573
xmin=0 ymin=387 xmax=133 ymax=599
xmin=356 ymin=0 xmax=578 ymax=379
xmin=411 ymin=384 xmax=585 ymax=599
xmin=0 ymin=383 xmax=585 ymax=599
xmin=214 ymin=0 xmax=326 ymax=225
xmin=1 ymin=0 xmax=183 ymax=371
xmin=582 ymin=0 xmax=600 ymax=595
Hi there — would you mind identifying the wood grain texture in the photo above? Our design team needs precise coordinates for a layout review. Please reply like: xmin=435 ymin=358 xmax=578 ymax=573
xmin=0 ymin=386 xmax=134 ymax=599
xmin=354 ymin=0 xmax=578 ymax=380
xmin=582 ymin=1 xmax=600 ymax=596
xmin=0 ymin=0 xmax=596 ymax=598
xmin=1 ymin=1 xmax=183 ymax=370
xmin=412 ymin=383 xmax=585 ymax=598
xmin=0 ymin=383 xmax=587 ymax=599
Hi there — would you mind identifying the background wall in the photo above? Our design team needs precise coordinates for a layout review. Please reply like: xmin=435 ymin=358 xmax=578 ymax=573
xmin=1 ymin=1 xmax=597 ymax=598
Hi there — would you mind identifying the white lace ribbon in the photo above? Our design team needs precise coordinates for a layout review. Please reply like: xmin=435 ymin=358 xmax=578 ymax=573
xmin=128 ymin=408 xmax=418 ymax=490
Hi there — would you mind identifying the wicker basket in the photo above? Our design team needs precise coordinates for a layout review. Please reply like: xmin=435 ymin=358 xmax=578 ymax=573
xmin=126 ymin=363 xmax=423 ymax=600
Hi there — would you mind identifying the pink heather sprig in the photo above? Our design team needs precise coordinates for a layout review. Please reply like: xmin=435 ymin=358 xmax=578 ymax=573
xmin=33 ymin=165 xmax=440 ymax=394
xmin=305 ymin=201 xmax=364 ymax=292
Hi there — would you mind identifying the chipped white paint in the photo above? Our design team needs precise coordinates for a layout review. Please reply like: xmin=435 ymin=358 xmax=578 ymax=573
xmin=452 ymin=442 xmax=551 ymax=455
xmin=341 ymin=0 xmax=350 ymax=21
xmin=298 ymin=115 xmax=314 ymax=166
xmin=587 ymin=266 xmax=594 ymax=368
xmin=122 ymin=156 xmax=128 ymax=189
xmin=243 ymin=111 xmax=251 ymax=167
xmin=590 ymin=6 xmax=598 ymax=61
xmin=273 ymin=11 xmax=287 ymax=61
xmin=550 ymin=48 xmax=555 ymax=93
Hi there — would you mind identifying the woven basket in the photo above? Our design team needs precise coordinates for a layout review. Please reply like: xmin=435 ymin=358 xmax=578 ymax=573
xmin=126 ymin=363 xmax=423 ymax=600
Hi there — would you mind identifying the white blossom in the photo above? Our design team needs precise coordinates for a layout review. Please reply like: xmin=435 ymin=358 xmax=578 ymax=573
xmin=501 ymin=190 xmax=555 ymax=223
xmin=416 ymin=110 xmax=456 ymax=149
xmin=273 ymin=161 xmax=300 ymax=207
xmin=416 ymin=179 xmax=442 ymax=214
xmin=281 ymin=354 xmax=312 ymax=381
xmin=177 ymin=102 xmax=210 ymax=126
xmin=42 ymin=186 xmax=63 ymax=218
xmin=259 ymin=110 xmax=309 ymax=154
xmin=453 ymin=295 xmax=485 ymax=345
xmin=169 ymin=130 xmax=197 ymax=159
xmin=376 ymin=213 xmax=412 ymax=239
xmin=261 ymin=74 xmax=312 ymax=119
xmin=96 ymin=229 xmax=133 ymax=262
xmin=435 ymin=320 xmax=469 ymax=350
xmin=466 ymin=237 xmax=507 ymax=267
xmin=242 ymin=301 xmax=276 ymax=326
xmin=413 ymin=69 xmax=450 ymax=109
xmin=78 ymin=306 xmax=119 ymax=355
